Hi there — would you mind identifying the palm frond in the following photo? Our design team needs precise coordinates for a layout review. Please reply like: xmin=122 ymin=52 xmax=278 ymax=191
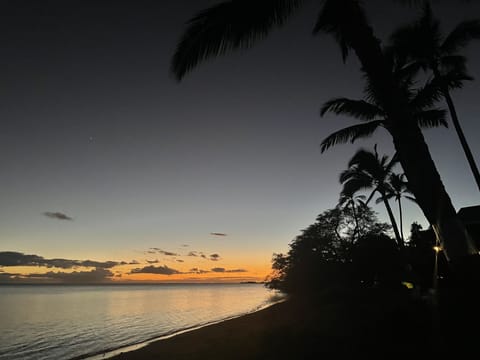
xmin=320 ymin=98 xmax=383 ymax=120
xmin=347 ymin=148 xmax=378 ymax=169
xmin=171 ymin=0 xmax=304 ymax=80
xmin=339 ymin=167 xmax=372 ymax=186
xmin=389 ymin=3 xmax=441 ymax=63
xmin=440 ymin=55 xmax=468 ymax=73
xmin=441 ymin=19 xmax=480 ymax=55
xmin=405 ymin=195 xmax=418 ymax=203
xmin=414 ymin=109 xmax=448 ymax=128
xmin=375 ymin=195 xmax=386 ymax=205
xmin=340 ymin=178 xmax=373 ymax=198
xmin=435 ymin=68 xmax=474 ymax=90
xmin=409 ymin=80 xmax=443 ymax=111
xmin=385 ymin=153 xmax=400 ymax=174
xmin=313 ymin=0 xmax=369 ymax=62
xmin=320 ymin=121 xmax=383 ymax=153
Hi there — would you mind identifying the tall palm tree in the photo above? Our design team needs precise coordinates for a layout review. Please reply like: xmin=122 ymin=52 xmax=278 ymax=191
xmin=391 ymin=2 xmax=480 ymax=191
xmin=340 ymin=147 xmax=404 ymax=248
xmin=381 ymin=173 xmax=415 ymax=244
xmin=170 ymin=0 xmax=478 ymax=265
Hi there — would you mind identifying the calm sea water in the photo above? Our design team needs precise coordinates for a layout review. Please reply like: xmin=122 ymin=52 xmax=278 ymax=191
xmin=0 ymin=283 xmax=277 ymax=360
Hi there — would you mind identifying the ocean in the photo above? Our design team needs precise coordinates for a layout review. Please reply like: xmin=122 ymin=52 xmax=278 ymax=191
xmin=0 ymin=283 xmax=278 ymax=360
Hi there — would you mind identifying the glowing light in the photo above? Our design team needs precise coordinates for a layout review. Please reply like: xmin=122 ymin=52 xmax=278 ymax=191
xmin=433 ymin=245 xmax=442 ymax=253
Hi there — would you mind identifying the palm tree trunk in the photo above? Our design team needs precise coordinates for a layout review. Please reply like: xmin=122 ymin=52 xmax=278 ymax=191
xmin=397 ymin=197 xmax=404 ymax=244
xmin=442 ymin=86 xmax=480 ymax=192
xmin=341 ymin=0 xmax=478 ymax=264
xmin=350 ymin=200 xmax=359 ymax=241
xmin=381 ymin=193 xmax=403 ymax=248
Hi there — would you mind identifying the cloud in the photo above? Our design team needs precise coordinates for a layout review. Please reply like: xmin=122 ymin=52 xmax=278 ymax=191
xmin=119 ymin=260 xmax=140 ymax=265
xmin=181 ymin=244 xmax=189 ymax=247
xmin=149 ymin=248 xmax=179 ymax=256
xmin=211 ymin=267 xmax=247 ymax=273
xmin=27 ymin=268 xmax=114 ymax=283
xmin=187 ymin=251 xmax=206 ymax=258
xmin=146 ymin=259 xmax=159 ymax=264
xmin=159 ymin=250 xmax=179 ymax=256
xmin=189 ymin=268 xmax=210 ymax=274
xmin=130 ymin=265 xmax=181 ymax=275
xmin=209 ymin=253 xmax=221 ymax=261
xmin=79 ymin=260 xmax=117 ymax=268
xmin=0 ymin=251 xmax=119 ymax=269
xmin=210 ymin=232 xmax=227 ymax=237
xmin=176 ymin=259 xmax=184 ymax=263
xmin=43 ymin=212 xmax=73 ymax=221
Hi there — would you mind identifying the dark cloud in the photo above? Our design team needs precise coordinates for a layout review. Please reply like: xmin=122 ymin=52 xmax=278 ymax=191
xmin=210 ymin=232 xmax=227 ymax=236
xmin=211 ymin=267 xmax=247 ymax=273
xmin=146 ymin=259 xmax=159 ymax=264
xmin=176 ymin=259 xmax=184 ymax=263
xmin=130 ymin=265 xmax=181 ymax=275
xmin=181 ymin=244 xmax=189 ymax=247
xmin=187 ymin=251 xmax=206 ymax=258
xmin=26 ymin=268 xmax=114 ymax=283
xmin=189 ymin=267 xmax=210 ymax=274
xmin=0 ymin=251 xmax=119 ymax=269
xmin=80 ymin=260 xmax=117 ymax=268
xmin=43 ymin=212 xmax=73 ymax=221
xmin=209 ymin=253 xmax=221 ymax=261
xmin=149 ymin=248 xmax=179 ymax=256
xmin=0 ymin=272 xmax=21 ymax=283
xmin=159 ymin=250 xmax=179 ymax=256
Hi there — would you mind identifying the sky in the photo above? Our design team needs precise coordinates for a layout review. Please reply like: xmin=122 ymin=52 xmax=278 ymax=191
xmin=0 ymin=0 xmax=479 ymax=283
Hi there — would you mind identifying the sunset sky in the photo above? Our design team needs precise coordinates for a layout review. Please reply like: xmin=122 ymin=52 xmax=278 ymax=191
xmin=1 ymin=0 xmax=479 ymax=283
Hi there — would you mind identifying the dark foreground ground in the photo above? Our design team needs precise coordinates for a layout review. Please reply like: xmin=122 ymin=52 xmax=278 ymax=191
xmin=111 ymin=286 xmax=478 ymax=359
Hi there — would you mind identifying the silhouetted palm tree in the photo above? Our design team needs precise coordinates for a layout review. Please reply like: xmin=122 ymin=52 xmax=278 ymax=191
xmin=382 ymin=173 xmax=415 ymax=243
xmin=319 ymin=59 xmax=447 ymax=152
xmin=391 ymin=2 xmax=480 ymax=191
xmin=171 ymin=0 xmax=478 ymax=264
xmin=338 ymin=193 xmax=367 ymax=241
xmin=340 ymin=147 xmax=404 ymax=248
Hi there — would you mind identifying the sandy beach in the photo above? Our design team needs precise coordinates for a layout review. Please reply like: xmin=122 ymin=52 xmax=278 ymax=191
xmin=110 ymin=289 xmax=440 ymax=359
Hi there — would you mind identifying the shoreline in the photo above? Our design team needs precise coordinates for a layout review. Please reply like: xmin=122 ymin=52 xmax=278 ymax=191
xmin=108 ymin=299 xmax=294 ymax=360
xmin=82 ymin=299 xmax=285 ymax=360
xmin=104 ymin=289 xmax=445 ymax=359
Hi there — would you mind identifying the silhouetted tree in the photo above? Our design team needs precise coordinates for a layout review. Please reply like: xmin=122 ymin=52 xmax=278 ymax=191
xmin=391 ymin=2 xmax=480 ymax=191
xmin=266 ymin=205 xmax=391 ymax=294
xmin=382 ymin=173 xmax=415 ymax=243
xmin=340 ymin=147 xmax=404 ymax=248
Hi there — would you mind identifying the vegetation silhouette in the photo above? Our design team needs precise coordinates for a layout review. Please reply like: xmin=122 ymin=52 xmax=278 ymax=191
xmin=170 ymin=0 xmax=478 ymax=271
xmin=339 ymin=146 xmax=404 ymax=248
xmin=382 ymin=172 xmax=415 ymax=243
xmin=391 ymin=1 xmax=480 ymax=191
xmin=266 ymin=205 xmax=395 ymax=294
